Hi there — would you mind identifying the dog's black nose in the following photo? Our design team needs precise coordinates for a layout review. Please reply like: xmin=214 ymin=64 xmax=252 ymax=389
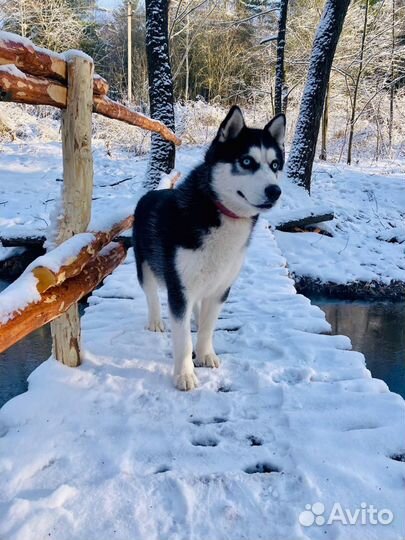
xmin=265 ymin=184 xmax=281 ymax=203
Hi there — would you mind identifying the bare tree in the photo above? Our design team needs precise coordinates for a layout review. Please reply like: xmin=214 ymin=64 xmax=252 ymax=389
xmin=1 ymin=0 xmax=85 ymax=51
xmin=287 ymin=0 xmax=351 ymax=192
xmin=346 ymin=0 xmax=369 ymax=165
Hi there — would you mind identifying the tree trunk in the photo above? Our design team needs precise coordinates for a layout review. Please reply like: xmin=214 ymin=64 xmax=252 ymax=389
xmin=320 ymin=83 xmax=329 ymax=161
xmin=287 ymin=0 xmax=350 ymax=192
xmin=145 ymin=0 xmax=176 ymax=189
xmin=274 ymin=0 xmax=288 ymax=115
xmin=127 ymin=0 xmax=132 ymax=102
xmin=347 ymin=0 xmax=369 ymax=165
xmin=388 ymin=0 xmax=395 ymax=153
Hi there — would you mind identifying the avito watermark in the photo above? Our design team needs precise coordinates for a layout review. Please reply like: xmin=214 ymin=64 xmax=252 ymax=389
xmin=299 ymin=502 xmax=394 ymax=527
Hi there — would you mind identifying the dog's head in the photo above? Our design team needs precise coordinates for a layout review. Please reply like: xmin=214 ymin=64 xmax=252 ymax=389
xmin=205 ymin=106 xmax=285 ymax=218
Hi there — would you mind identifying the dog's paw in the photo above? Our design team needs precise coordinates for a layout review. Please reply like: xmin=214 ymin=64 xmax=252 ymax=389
xmin=174 ymin=372 xmax=198 ymax=391
xmin=146 ymin=320 xmax=165 ymax=332
xmin=194 ymin=352 xmax=220 ymax=369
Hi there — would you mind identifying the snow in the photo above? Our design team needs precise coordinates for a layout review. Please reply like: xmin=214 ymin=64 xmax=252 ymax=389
xmin=273 ymin=161 xmax=405 ymax=284
xmin=26 ymin=233 xmax=95 ymax=273
xmin=0 ymin=142 xmax=146 ymax=242
xmin=0 ymin=271 xmax=40 ymax=323
xmin=0 ymin=135 xmax=404 ymax=538
xmin=0 ymin=141 xmax=404 ymax=286
xmin=0 ymin=64 xmax=27 ymax=78
xmin=0 ymin=31 xmax=33 ymax=48
xmin=61 ymin=49 xmax=93 ymax=63
xmin=0 ymin=222 xmax=404 ymax=539
xmin=0 ymin=233 xmax=96 ymax=323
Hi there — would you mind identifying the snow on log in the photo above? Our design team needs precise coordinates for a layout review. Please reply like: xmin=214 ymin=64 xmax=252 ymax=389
xmin=0 ymin=31 xmax=108 ymax=95
xmin=93 ymin=95 xmax=181 ymax=146
xmin=31 ymin=216 xmax=133 ymax=293
xmin=0 ymin=243 xmax=126 ymax=354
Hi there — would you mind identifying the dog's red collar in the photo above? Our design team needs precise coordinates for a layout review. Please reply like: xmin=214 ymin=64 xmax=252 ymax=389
xmin=214 ymin=200 xmax=241 ymax=220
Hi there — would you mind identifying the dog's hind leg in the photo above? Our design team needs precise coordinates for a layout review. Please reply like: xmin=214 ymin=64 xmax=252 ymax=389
xmin=194 ymin=294 xmax=224 ymax=369
xmin=142 ymin=262 xmax=165 ymax=332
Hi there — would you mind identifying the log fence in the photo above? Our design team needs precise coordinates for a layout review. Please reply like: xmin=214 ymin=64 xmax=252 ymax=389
xmin=0 ymin=31 xmax=181 ymax=365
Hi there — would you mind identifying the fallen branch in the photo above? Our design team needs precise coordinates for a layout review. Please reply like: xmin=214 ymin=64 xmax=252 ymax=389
xmin=99 ymin=176 xmax=133 ymax=188
xmin=275 ymin=212 xmax=334 ymax=232
xmin=0 ymin=242 xmax=126 ymax=354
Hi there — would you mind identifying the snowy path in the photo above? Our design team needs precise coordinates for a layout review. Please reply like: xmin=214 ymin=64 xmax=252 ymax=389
xmin=0 ymin=222 xmax=404 ymax=540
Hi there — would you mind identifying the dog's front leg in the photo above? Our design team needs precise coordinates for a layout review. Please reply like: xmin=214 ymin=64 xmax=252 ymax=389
xmin=170 ymin=304 xmax=198 ymax=391
xmin=194 ymin=295 xmax=224 ymax=369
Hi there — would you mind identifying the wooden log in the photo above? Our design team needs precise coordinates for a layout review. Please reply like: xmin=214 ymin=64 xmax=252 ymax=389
xmin=0 ymin=243 xmax=126 ymax=354
xmin=275 ymin=212 xmax=334 ymax=232
xmin=93 ymin=95 xmax=181 ymax=146
xmin=0 ymin=69 xmax=180 ymax=144
xmin=50 ymin=53 xmax=94 ymax=368
xmin=32 ymin=215 xmax=133 ymax=293
xmin=0 ymin=31 xmax=108 ymax=94
xmin=0 ymin=31 xmax=66 ymax=80
xmin=93 ymin=74 xmax=109 ymax=96
xmin=0 ymin=67 xmax=67 ymax=107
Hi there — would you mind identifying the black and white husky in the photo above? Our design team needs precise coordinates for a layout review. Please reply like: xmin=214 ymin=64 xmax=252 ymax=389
xmin=133 ymin=106 xmax=285 ymax=390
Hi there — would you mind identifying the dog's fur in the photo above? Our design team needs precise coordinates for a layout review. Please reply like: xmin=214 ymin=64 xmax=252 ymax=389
xmin=133 ymin=106 xmax=286 ymax=390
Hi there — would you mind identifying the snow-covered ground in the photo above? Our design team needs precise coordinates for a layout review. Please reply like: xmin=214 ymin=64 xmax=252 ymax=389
xmin=1 ymin=222 xmax=404 ymax=540
xmin=1 ymin=138 xmax=405 ymax=538
xmin=274 ymin=161 xmax=405 ymax=285
xmin=1 ymin=141 xmax=404 ymax=286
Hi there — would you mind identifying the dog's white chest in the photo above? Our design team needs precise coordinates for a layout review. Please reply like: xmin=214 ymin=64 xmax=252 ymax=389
xmin=176 ymin=217 xmax=251 ymax=299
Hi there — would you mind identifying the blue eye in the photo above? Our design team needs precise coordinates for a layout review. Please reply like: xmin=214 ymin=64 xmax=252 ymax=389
xmin=240 ymin=156 xmax=255 ymax=168
xmin=270 ymin=160 xmax=279 ymax=172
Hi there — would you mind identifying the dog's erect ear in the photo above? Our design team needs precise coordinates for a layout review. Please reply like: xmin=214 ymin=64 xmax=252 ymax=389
xmin=265 ymin=114 xmax=286 ymax=146
xmin=217 ymin=106 xmax=245 ymax=142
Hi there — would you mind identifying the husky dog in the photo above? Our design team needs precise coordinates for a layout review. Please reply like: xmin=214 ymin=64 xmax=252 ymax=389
xmin=134 ymin=106 xmax=285 ymax=390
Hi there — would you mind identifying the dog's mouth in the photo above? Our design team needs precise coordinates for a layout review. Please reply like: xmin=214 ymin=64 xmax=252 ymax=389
xmin=237 ymin=190 xmax=273 ymax=210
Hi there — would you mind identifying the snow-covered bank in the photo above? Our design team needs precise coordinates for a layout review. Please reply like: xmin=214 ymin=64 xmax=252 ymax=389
xmin=273 ymin=161 xmax=405 ymax=289
xmin=0 ymin=222 xmax=404 ymax=540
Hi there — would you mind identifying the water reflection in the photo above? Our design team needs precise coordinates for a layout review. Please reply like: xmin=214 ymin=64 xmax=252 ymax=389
xmin=0 ymin=325 xmax=51 ymax=408
xmin=313 ymin=298 xmax=405 ymax=399
xmin=0 ymin=279 xmax=52 ymax=407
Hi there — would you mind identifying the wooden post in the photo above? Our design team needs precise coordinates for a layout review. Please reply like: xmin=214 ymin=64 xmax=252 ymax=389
xmin=51 ymin=53 xmax=94 ymax=367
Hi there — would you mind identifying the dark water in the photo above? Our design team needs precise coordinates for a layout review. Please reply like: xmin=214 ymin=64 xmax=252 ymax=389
xmin=0 ymin=279 xmax=52 ymax=408
xmin=311 ymin=297 xmax=405 ymax=399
